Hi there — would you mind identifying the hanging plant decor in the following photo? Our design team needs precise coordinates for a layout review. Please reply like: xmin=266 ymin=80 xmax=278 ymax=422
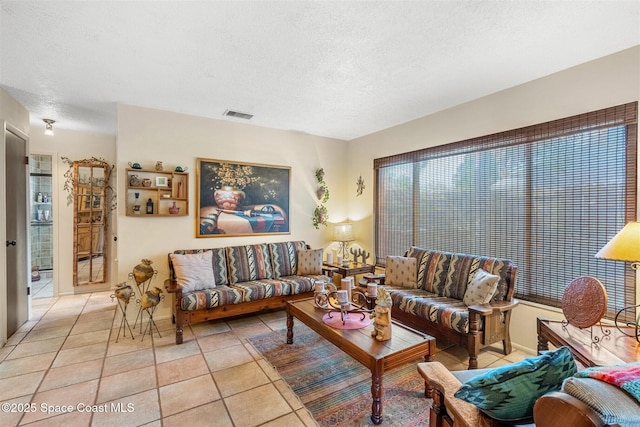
xmin=312 ymin=168 xmax=329 ymax=229
xmin=356 ymin=175 xmax=365 ymax=196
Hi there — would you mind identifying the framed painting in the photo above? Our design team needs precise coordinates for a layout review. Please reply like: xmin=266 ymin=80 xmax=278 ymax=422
xmin=196 ymin=158 xmax=291 ymax=237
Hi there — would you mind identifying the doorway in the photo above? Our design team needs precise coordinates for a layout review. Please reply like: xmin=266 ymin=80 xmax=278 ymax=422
xmin=5 ymin=125 xmax=29 ymax=338
xmin=30 ymin=154 xmax=54 ymax=299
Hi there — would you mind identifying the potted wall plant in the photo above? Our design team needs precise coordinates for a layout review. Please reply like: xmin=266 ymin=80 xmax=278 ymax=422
xmin=313 ymin=168 xmax=329 ymax=229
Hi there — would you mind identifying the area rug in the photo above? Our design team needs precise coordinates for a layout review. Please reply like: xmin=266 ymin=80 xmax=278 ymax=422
xmin=248 ymin=324 xmax=431 ymax=427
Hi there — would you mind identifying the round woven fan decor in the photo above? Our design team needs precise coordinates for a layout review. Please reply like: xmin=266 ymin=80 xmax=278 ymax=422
xmin=562 ymin=276 xmax=608 ymax=328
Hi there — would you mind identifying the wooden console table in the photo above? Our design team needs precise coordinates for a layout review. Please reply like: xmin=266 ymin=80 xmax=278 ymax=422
xmin=537 ymin=317 xmax=640 ymax=367
xmin=322 ymin=261 xmax=375 ymax=278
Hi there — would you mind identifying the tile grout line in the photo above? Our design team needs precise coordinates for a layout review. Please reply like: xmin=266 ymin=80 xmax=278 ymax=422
xmin=19 ymin=295 xmax=93 ymax=426
xmin=88 ymin=294 xmax=120 ymax=427
xmin=15 ymin=296 xmax=61 ymax=426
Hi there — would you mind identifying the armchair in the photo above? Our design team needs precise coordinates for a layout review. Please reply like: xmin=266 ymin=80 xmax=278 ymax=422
xmin=419 ymin=359 xmax=640 ymax=427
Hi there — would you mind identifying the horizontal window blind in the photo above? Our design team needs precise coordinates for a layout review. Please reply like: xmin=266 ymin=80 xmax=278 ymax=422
xmin=374 ymin=103 xmax=637 ymax=319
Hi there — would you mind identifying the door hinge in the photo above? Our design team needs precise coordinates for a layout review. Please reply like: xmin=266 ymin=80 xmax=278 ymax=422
xmin=27 ymin=287 xmax=30 ymax=296
xmin=25 ymin=156 xmax=29 ymax=165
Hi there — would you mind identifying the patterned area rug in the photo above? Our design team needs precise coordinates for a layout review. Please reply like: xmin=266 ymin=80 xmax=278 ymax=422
xmin=248 ymin=324 xmax=431 ymax=426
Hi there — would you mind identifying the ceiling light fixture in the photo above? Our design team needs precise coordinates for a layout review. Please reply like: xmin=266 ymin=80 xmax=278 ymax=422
xmin=43 ymin=119 xmax=55 ymax=136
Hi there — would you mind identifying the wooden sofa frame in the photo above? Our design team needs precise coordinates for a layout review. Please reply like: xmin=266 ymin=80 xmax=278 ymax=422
xmin=368 ymin=265 xmax=518 ymax=369
xmin=165 ymin=243 xmax=331 ymax=344
xmin=164 ymin=278 xmax=313 ymax=344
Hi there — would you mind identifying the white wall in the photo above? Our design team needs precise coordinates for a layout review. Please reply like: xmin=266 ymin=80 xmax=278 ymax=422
xmin=116 ymin=104 xmax=348 ymax=319
xmin=348 ymin=46 xmax=640 ymax=352
xmin=29 ymin=128 xmax=116 ymax=295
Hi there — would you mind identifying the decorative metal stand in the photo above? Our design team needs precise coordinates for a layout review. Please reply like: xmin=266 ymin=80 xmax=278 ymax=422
xmin=110 ymin=288 xmax=135 ymax=343
xmin=138 ymin=301 xmax=164 ymax=341
xmin=133 ymin=269 xmax=158 ymax=334
xmin=561 ymin=319 xmax=611 ymax=347
xmin=561 ymin=276 xmax=611 ymax=347
xmin=128 ymin=270 xmax=158 ymax=333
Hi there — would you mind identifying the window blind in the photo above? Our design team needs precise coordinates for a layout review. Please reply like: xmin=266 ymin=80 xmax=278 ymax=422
xmin=374 ymin=103 xmax=637 ymax=319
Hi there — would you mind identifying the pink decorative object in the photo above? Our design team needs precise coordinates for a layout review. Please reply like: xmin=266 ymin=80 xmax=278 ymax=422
xmin=322 ymin=312 xmax=371 ymax=330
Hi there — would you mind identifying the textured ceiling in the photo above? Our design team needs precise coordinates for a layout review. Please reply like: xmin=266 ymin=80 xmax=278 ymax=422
xmin=1 ymin=1 xmax=638 ymax=140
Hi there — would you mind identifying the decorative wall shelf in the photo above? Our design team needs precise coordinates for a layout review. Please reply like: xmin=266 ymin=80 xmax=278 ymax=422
xmin=126 ymin=168 xmax=189 ymax=217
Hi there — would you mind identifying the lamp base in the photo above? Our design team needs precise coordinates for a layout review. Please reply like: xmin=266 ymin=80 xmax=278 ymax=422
xmin=614 ymin=304 xmax=640 ymax=342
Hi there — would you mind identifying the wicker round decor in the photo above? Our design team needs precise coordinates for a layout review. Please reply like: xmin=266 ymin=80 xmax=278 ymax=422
xmin=562 ymin=276 xmax=608 ymax=328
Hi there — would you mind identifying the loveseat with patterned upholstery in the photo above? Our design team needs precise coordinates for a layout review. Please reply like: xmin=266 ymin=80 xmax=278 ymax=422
xmin=373 ymin=247 xmax=518 ymax=369
xmin=165 ymin=241 xmax=330 ymax=344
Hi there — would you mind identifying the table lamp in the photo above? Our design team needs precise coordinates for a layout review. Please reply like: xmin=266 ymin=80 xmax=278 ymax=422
xmin=595 ymin=221 xmax=640 ymax=340
xmin=334 ymin=223 xmax=354 ymax=264
xmin=595 ymin=221 xmax=640 ymax=270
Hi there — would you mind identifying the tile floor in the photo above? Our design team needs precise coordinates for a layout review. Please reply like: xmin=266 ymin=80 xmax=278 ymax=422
xmin=0 ymin=292 xmax=533 ymax=427
xmin=30 ymin=271 xmax=53 ymax=300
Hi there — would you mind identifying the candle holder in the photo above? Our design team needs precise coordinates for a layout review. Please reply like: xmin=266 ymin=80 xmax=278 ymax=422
xmin=319 ymin=290 xmax=374 ymax=325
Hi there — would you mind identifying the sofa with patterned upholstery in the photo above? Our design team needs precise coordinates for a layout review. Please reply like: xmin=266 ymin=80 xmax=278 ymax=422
xmin=165 ymin=241 xmax=330 ymax=344
xmin=374 ymin=247 xmax=518 ymax=369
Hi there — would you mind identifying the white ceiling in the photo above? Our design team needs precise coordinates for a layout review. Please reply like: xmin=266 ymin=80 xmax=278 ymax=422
xmin=1 ymin=1 xmax=638 ymax=141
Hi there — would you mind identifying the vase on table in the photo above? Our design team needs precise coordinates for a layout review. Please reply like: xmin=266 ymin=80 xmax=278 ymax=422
xmin=214 ymin=186 xmax=245 ymax=211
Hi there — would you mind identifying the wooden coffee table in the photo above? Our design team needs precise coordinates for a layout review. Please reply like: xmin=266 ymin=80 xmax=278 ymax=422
xmin=287 ymin=298 xmax=435 ymax=424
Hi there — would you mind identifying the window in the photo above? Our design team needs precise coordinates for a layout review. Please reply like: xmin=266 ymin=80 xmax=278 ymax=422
xmin=374 ymin=103 xmax=637 ymax=319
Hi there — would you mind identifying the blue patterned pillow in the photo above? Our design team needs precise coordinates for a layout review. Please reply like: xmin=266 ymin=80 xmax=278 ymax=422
xmin=454 ymin=346 xmax=577 ymax=421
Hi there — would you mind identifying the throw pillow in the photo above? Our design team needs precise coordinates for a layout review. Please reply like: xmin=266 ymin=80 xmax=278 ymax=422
xmin=298 ymin=249 xmax=323 ymax=275
xmin=169 ymin=251 xmax=216 ymax=292
xmin=463 ymin=268 xmax=500 ymax=306
xmin=454 ymin=346 xmax=578 ymax=422
xmin=385 ymin=256 xmax=417 ymax=288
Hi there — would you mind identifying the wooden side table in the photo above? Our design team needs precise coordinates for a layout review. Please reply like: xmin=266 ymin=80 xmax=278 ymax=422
xmin=537 ymin=317 xmax=640 ymax=367
xmin=322 ymin=262 xmax=375 ymax=278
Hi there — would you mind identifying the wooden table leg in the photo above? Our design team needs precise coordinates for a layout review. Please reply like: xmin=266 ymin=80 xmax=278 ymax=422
xmin=371 ymin=360 xmax=384 ymax=424
xmin=286 ymin=310 xmax=294 ymax=344
xmin=537 ymin=333 xmax=549 ymax=355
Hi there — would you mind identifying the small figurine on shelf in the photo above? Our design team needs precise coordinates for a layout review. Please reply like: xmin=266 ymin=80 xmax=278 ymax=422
xmin=169 ymin=202 xmax=180 ymax=215
xmin=177 ymin=181 xmax=184 ymax=198
xmin=370 ymin=287 xmax=392 ymax=341
xmin=155 ymin=161 xmax=163 ymax=171
xmin=146 ymin=198 xmax=154 ymax=214
xmin=133 ymin=192 xmax=141 ymax=214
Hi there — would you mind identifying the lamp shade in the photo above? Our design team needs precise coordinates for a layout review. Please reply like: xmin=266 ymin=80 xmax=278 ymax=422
xmin=595 ymin=222 xmax=640 ymax=263
xmin=334 ymin=223 xmax=354 ymax=242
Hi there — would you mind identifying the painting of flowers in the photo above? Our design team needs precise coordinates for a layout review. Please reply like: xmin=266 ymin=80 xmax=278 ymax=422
xmin=197 ymin=158 xmax=290 ymax=237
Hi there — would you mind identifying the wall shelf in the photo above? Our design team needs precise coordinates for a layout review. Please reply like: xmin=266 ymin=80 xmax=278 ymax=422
xmin=125 ymin=168 xmax=189 ymax=217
